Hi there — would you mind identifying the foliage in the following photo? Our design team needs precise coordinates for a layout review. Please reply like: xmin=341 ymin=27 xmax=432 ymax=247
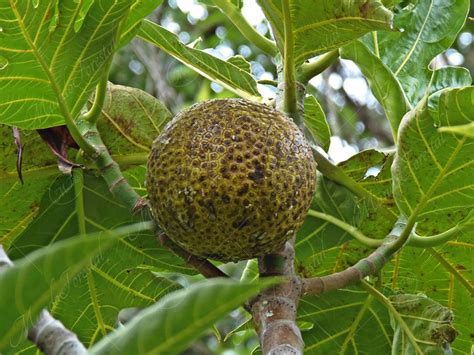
xmin=0 ymin=0 xmax=472 ymax=354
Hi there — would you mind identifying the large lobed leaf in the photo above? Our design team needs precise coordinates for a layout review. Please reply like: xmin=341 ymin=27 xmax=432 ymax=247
xmin=296 ymin=149 xmax=398 ymax=270
xmin=369 ymin=0 xmax=470 ymax=104
xmin=392 ymin=87 xmax=474 ymax=234
xmin=0 ymin=222 xmax=151 ymax=352
xmin=257 ymin=0 xmax=393 ymax=64
xmin=0 ymin=0 xmax=134 ymax=129
xmin=7 ymin=172 xmax=192 ymax=351
xmin=299 ymin=287 xmax=392 ymax=354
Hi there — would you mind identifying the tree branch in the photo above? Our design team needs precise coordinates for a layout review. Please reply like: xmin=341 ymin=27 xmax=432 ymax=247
xmin=27 ymin=311 xmax=88 ymax=355
xmin=250 ymin=22 xmax=306 ymax=350
xmin=251 ymin=241 xmax=304 ymax=354
xmin=302 ymin=217 xmax=407 ymax=295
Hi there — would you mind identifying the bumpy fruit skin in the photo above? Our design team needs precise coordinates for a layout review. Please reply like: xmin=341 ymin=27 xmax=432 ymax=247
xmin=146 ymin=99 xmax=316 ymax=262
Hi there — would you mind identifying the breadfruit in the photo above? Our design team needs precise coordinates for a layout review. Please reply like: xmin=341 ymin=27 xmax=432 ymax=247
xmin=146 ymin=98 xmax=316 ymax=262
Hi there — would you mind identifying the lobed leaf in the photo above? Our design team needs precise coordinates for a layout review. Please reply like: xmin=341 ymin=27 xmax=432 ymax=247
xmin=0 ymin=0 xmax=133 ymax=129
xmin=7 ymin=173 xmax=192 ymax=350
xmin=392 ymin=87 xmax=474 ymax=234
xmin=257 ymin=0 xmax=392 ymax=64
xmin=299 ymin=287 xmax=392 ymax=353
xmin=0 ymin=222 xmax=151 ymax=351
xmin=369 ymin=0 xmax=470 ymax=104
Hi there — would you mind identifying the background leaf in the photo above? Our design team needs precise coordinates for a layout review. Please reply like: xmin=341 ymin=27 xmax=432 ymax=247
xmin=389 ymin=294 xmax=457 ymax=354
xmin=96 ymin=83 xmax=172 ymax=155
xmin=119 ymin=0 xmax=164 ymax=47
xmin=340 ymin=40 xmax=410 ymax=137
xmin=0 ymin=126 xmax=60 ymax=248
xmin=256 ymin=0 xmax=392 ymax=64
xmin=138 ymin=20 xmax=260 ymax=99
xmin=303 ymin=95 xmax=331 ymax=151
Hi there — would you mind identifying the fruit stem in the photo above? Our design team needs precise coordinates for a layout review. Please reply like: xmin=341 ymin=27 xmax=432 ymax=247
xmin=158 ymin=234 xmax=229 ymax=279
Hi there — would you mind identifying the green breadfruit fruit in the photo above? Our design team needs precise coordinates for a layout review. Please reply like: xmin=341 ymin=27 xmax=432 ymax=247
xmin=146 ymin=99 xmax=316 ymax=262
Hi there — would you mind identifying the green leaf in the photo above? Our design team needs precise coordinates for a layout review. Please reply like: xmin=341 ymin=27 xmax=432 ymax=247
xmin=398 ymin=66 xmax=473 ymax=107
xmin=256 ymin=0 xmax=284 ymax=51
xmin=90 ymin=278 xmax=277 ymax=354
xmin=389 ymin=294 xmax=457 ymax=354
xmin=296 ymin=150 xmax=398 ymax=269
xmin=0 ymin=0 xmax=133 ymax=129
xmin=7 ymin=172 xmax=192 ymax=349
xmin=0 ymin=126 xmax=60 ymax=248
xmin=439 ymin=122 xmax=474 ymax=138
xmin=227 ymin=55 xmax=252 ymax=73
xmin=298 ymin=287 xmax=392 ymax=353
xmin=385 ymin=242 xmax=473 ymax=353
xmin=119 ymin=0 xmax=164 ymax=47
xmin=258 ymin=0 xmax=392 ymax=65
xmin=392 ymin=87 xmax=474 ymax=234
xmin=138 ymin=20 xmax=259 ymax=99
xmin=96 ymin=83 xmax=172 ymax=155
xmin=292 ymin=0 xmax=393 ymax=64
xmin=371 ymin=0 xmax=470 ymax=104
xmin=0 ymin=222 xmax=150 ymax=351
xmin=303 ymin=95 xmax=331 ymax=151
xmin=340 ymin=40 xmax=410 ymax=138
